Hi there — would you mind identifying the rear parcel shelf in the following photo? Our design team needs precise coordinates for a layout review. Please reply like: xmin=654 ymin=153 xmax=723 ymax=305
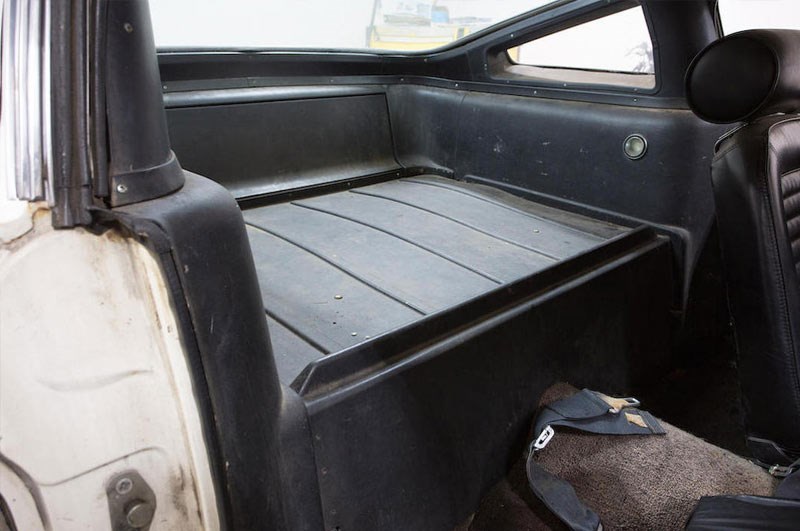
xmin=238 ymin=174 xmax=668 ymax=389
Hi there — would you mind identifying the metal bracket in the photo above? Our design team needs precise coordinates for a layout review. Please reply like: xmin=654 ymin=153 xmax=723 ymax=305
xmin=769 ymin=464 xmax=799 ymax=478
xmin=106 ymin=470 xmax=157 ymax=531
xmin=533 ymin=425 xmax=555 ymax=451
xmin=595 ymin=392 xmax=641 ymax=414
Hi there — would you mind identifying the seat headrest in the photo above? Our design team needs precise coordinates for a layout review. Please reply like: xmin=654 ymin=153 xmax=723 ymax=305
xmin=685 ymin=29 xmax=800 ymax=124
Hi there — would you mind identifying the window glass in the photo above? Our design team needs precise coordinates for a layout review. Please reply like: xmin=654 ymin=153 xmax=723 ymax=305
xmin=508 ymin=7 xmax=654 ymax=74
xmin=150 ymin=0 xmax=560 ymax=52
xmin=717 ymin=0 xmax=800 ymax=34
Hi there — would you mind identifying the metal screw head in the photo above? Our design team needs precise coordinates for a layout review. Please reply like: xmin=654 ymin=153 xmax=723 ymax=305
xmin=126 ymin=501 xmax=155 ymax=528
xmin=116 ymin=183 xmax=128 ymax=194
xmin=123 ymin=22 xmax=134 ymax=33
xmin=115 ymin=477 xmax=133 ymax=495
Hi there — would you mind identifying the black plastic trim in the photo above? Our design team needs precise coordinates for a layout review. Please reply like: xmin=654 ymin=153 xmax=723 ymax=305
xmin=295 ymin=226 xmax=657 ymax=397
xmin=236 ymin=167 xmax=450 ymax=210
xmin=163 ymin=84 xmax=385 ymax=108
xmin=109 ymin=151 xmax=185 ymax=206
xmin=161 ymin=76 xmax=687 ymax=110
xmin=104 ymin=0 xmax=184 ymax=207
xmin=94 ymin=173 xmax=319 ymax=530
xmin=89 ymin=207 xmax=231 ymax=530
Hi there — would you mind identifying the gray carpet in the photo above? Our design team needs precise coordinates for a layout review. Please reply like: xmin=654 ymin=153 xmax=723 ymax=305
xmin=458 ymin=383 xmax=777 ymax=530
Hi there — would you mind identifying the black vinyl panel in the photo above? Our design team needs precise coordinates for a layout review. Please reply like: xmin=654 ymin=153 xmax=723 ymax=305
xmin=303 ymin=232 xmax=672 ymax=531
xmin=166 ymin=94 xmax=399 ymax=198
xmin=244 ymin=176 xmax=629 ymax=384
xmin=265 ymin=316 xmax=325 ymax=385
xmin=356 ymin=179 xmax=607 ymax=258
xmin=246 ymin=202 xmax=499 ymax=313
xmin=386 ymin=84 xmax=728 ymax=305
xmin=296 ymin=188 xmax=558 ymax=280
xmin=246 ymin=224 xmax=422 ymax=356
xmin=109 ymin=173 xmax=323 ymax=530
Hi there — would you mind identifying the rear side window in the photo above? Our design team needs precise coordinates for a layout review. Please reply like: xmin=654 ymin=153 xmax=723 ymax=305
xmin=505 ymin=6 xmax=655 ymax=89
xmin=717 ymin=0 xmax=800 ymax=34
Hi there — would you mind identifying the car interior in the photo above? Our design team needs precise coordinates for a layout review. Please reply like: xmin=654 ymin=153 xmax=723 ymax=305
xmin=55 ymin=0 xmax=800 ymax=528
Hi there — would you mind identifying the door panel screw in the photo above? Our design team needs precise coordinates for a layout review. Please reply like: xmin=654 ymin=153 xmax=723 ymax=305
xmin=115 ymin=477 xmax=133 ymax=495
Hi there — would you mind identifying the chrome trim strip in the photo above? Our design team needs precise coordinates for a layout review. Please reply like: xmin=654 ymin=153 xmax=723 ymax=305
xmin=0 ymin=0 xmax=50 ymax=203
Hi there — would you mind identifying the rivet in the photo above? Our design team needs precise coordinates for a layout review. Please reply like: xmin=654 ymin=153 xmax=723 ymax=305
xmin=334 ymin=294 xmax=343 ymax=300
xmin=351 ymin=332 xmax=357 ymax=336
xmin=115 ymin=477 xmax=133 ymax=495
xmin=124 ymin=22 xmax=134 ymax=33
xmin=116 ymin=183 xmax=128 ymax=194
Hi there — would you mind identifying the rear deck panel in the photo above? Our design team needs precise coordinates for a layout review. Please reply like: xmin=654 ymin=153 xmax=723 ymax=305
xmin=242 ymin=175 xmax=630 ymax=384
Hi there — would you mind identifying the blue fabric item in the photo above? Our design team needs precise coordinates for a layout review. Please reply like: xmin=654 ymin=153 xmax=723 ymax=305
xmin=526 ymin=389 xmax=665 ymax=531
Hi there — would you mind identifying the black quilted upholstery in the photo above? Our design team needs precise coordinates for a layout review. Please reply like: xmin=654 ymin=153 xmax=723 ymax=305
xmin=710 ymin=115 xmax=800 ymax=466
xmin=688 ymin=28 xmax=800 ymax=466
xmin=782 ymin=169 xmax=800 ymax=277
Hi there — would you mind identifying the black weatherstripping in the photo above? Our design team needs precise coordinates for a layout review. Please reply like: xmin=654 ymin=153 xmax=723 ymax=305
xmin=49 ymin=0 xmax=93 ymax=227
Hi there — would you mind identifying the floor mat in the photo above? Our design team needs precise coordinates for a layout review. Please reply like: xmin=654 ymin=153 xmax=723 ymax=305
xmin=458 ymin=383 xmax=777 ymax=530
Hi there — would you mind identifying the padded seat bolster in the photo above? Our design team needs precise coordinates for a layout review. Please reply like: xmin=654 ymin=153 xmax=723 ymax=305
xmin=712 ymin=115 xmax=800 ymax=462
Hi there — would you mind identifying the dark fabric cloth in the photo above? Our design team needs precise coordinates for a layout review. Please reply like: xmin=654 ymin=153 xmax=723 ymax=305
xmin=457 ymin=383 xmax=778 ymax=531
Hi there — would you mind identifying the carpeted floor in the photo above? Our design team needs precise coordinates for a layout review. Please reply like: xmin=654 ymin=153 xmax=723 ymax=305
xmin=457 ymin=383 xmax=777 ymax=531
xmin=635 ymin=342 xmax=749 ymax=457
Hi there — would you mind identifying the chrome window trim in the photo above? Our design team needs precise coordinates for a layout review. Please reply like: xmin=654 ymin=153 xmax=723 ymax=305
xmin=0 ymin=0 xmax=52 ymax=203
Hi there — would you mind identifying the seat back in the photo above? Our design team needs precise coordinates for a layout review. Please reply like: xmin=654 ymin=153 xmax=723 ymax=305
xmin=686 ymin=29 xmax=800 ymax=467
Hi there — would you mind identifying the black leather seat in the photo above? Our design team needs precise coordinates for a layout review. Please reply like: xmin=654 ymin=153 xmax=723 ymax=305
xmin=686 ymin=29 xmax=800 ymax=469
xmin=686 ymin=495 xmax=800 ymax=530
